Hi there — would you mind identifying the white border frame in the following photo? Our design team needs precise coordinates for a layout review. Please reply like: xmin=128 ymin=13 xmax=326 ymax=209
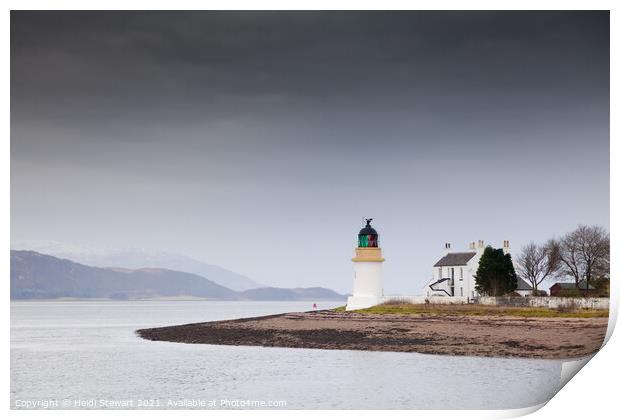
xmin=3 ymin=2 xmax=617 ymax=419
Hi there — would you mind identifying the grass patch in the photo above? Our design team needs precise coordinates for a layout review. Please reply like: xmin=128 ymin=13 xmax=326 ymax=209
xmin=332 ymin=306 xmax=347 ymax=312
xmin=344 ymin=303 xmax=608 ymax=318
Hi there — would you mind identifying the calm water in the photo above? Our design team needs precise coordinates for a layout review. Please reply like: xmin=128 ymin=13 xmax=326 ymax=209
xmin=11 ymin=300 xmax=564 ymax=409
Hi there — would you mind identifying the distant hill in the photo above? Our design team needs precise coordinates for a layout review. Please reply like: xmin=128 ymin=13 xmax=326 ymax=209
xmin=10 ymin=240 xmax=262 ymax=291
xmin=10 ymin=250 xmax=346 ymax=301
xmin=10 ymin=250 xmax=238 ymax=300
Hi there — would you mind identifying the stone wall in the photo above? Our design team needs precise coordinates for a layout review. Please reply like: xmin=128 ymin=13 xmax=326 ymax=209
xmin=377 ymin=295 xmax=609 ymax=309
xmin=477 ymin=296 xmax=609 ymax=310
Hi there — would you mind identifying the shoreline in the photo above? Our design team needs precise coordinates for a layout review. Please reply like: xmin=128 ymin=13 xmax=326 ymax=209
xmin=136 ymin=309 xmax=608 ymax=359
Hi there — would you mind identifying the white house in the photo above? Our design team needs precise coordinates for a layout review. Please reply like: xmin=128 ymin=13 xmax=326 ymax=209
xmin=423 ymin=240 xmax=532 ymax=299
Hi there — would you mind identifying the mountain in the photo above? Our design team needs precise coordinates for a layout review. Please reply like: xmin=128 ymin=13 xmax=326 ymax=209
xmin=10 ymin=240 xmax=262 ymax=291
xmin=11 ymin=250 xmax=238 ymax=300
xmin=10 ymin=250 xmax=347 ymax=301
xmin=239 ymin=287 xmax=347 ymax=301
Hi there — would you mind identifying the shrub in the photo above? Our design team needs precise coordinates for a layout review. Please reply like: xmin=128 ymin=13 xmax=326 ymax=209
xmin=383 ymin=298 xmax=410 ymax=306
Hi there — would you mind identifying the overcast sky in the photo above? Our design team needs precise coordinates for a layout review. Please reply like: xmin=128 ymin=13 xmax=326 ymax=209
xmin=11 ymin=11 xmax=609 ymax=293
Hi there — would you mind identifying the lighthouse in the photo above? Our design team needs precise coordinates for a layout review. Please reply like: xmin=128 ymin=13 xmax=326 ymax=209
xmin=346 ymin=218 xmax=385 ymax=310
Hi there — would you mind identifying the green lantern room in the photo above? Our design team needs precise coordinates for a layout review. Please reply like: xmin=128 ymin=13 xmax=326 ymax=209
xmin=358 ymin=218 xmax=379 ymax=248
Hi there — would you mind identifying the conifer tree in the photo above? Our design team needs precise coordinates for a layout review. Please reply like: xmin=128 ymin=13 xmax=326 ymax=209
xmin=475 ymin=246 xmax=518 ymax=296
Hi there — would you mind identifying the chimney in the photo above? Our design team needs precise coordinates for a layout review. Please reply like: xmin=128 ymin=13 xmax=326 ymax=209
xmin=477 ymin=240 xmax=484 ymax=249
xmin=445 ymin=242 xmax=451 ymax=251
xmin=468 ymin=241 xmax=475 ymax=250
xmin=503 ymin=240 xmax=510 ymax=254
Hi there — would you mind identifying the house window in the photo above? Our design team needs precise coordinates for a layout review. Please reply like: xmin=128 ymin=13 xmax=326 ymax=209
xmin=449 ymin=268 xmax=455 ymax=296
xmin=460 ymin=287 xmax=463 ymax=297
xmin=459 ymin=267 xmax=463 ymax=280
xmin=439 ymin=267 xmax=442 ymax=279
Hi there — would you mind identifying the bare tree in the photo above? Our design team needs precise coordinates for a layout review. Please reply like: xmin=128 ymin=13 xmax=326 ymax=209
xmin=550 ymin=236 xmax=581 ymax=285
xmin=553 ymin=225 xmax=610 ymax=295
xmin=516 ymin=241 xmax=560 ymax=294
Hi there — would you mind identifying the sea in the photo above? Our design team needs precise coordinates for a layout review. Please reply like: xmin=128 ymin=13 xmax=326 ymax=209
xmin=11 ymin=300 xmax=566 ymax=410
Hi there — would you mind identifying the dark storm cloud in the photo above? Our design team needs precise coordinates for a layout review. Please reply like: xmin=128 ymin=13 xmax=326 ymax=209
xmin=12 ymin=11 xmax=608 ymax=125
xmin=11 ymin=11 xmax=609 ymax=292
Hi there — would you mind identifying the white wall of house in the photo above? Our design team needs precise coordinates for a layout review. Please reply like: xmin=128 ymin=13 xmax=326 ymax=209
xmin=426 ymin=262 xmax=479 ymax=299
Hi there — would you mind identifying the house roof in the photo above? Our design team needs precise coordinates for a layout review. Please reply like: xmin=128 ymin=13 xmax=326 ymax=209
xmin=516 ymin=277 xmax=533 ymax=290
xmin=551 ymin=281 xmax=596 ymax=290
xmin=433 ymin=252 xmax=477 ymax=267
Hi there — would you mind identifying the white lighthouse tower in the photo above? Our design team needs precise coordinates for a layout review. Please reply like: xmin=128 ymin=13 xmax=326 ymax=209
xmin=346 ymin=218 xmax=385 ymax=310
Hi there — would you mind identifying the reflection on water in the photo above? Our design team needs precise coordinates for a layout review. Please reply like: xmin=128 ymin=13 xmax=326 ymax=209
xmin=11 ymin=300 xmax=564 ymax=409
